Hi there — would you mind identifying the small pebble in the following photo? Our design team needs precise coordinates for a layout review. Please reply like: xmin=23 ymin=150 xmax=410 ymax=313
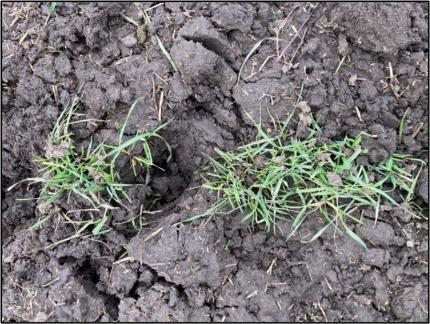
xmin=121 ymin=33 xmax=138 ymax=48
xmin=406 ymin=240 xmax=414 ymax=248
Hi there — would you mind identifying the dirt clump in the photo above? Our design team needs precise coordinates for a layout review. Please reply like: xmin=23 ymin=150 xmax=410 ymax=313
xmin=330 ymin=2 xmax=423 ymax=55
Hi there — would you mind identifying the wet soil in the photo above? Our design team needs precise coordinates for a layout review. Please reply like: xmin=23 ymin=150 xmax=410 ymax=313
xmin=1 ymin=2 xmax=429 ymax=322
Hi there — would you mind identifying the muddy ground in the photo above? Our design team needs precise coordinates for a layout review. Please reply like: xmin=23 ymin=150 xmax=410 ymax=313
xmin=1 ymin=2 xmax=429 ymax=322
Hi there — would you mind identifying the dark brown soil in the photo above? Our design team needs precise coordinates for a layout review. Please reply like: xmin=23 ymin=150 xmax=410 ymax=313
xmin=2 ymin=2 xmax=428 ymax=322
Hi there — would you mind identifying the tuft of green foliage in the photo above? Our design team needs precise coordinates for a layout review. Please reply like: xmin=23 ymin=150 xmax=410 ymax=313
xmin=8 ymin=93 xmax=171 ymax=235
xmin=186 ymin=117 xmax=425 ymax=248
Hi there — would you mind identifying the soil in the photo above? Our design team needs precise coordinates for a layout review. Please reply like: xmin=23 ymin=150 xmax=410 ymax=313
xmin=1 ymin=2 xmax=429 ymax=322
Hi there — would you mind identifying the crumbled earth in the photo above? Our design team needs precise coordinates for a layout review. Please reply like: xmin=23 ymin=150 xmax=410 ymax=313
xmin=2 ymin=2 xmax=428 ymax=322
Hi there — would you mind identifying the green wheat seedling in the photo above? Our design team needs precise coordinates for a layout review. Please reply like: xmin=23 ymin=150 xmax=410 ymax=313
xmin=44 ymin=2 xmax=57 ymax=26
xmin=398 ymin=108 xmax=409 ymax=144
xmin=8 ymin=95 xmax=171 ymax=235
xmin=186 ymin=119 xmax=425 ymax=249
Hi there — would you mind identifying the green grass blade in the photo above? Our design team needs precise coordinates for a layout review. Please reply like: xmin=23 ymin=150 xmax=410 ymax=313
xmin=301 ymin=223 xmax=330 ymax=243
xmin=156 ymin=35 xmax=177 ymax=72
xmin=92 ymin=216 xmax=109 ymax=235
xmin=29 ymin=214 xmax=53 ymax=230
xmin=398 ymin=108 xmax=409 ymax=144
xmin=406 ymin=163 xmax=423 ymax=201
xmin=344 ymin=225 xmax=367 ymax=250
xmin=236 ymin=37 xmax=277 ymax=84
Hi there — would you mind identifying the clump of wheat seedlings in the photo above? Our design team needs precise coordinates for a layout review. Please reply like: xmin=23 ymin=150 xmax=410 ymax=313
xmin=187 ymin=113 xmax=425 ymax=248
xmin=8 ymin=92 xmax=171 ymax=235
